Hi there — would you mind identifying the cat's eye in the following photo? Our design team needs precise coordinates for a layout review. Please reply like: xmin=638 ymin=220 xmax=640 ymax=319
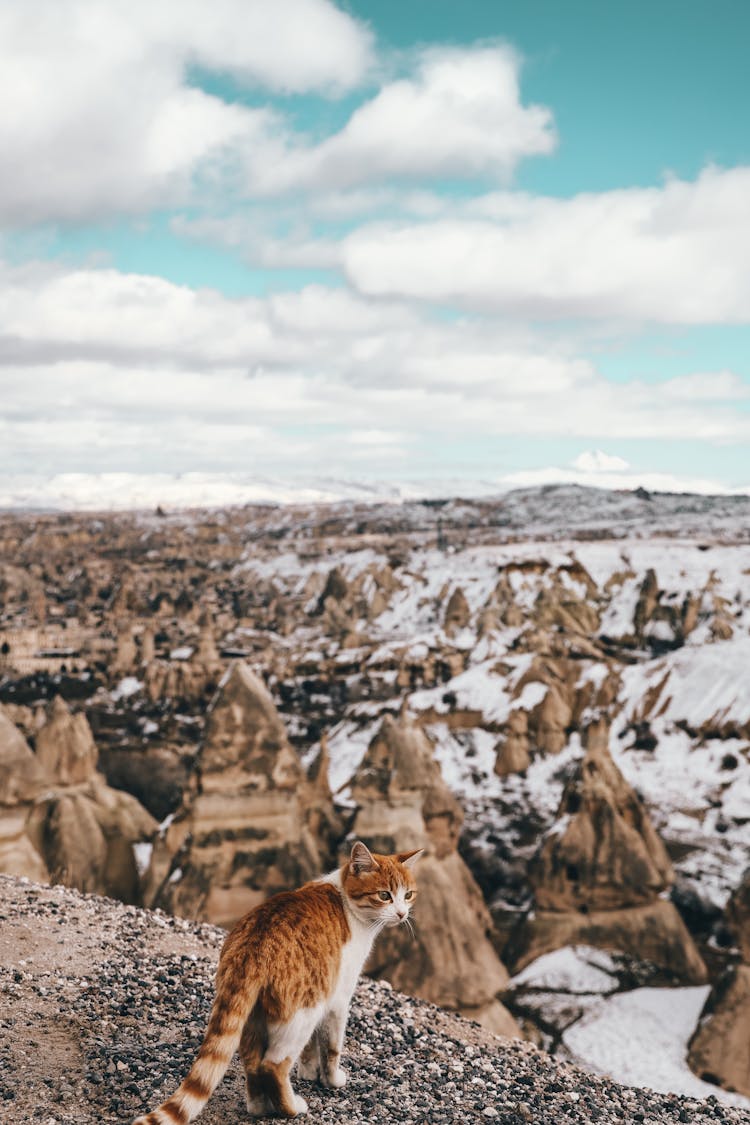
xmin=377 ymin=890 xmax=392 ymax=901
xmin=404 ymin=890 xmax=414 ymax=900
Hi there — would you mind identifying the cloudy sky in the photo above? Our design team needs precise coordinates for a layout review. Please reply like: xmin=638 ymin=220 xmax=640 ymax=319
xmin=2 ymin=0 xmax=749 ymax=505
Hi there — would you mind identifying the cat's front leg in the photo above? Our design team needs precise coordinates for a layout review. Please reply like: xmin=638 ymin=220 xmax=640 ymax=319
xmin=320 ymin=1007 xmax=349 ymax=1089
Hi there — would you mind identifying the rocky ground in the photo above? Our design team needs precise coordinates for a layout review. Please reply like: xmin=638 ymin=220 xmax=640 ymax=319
xmin=2 ymin=874 xmax=749 ymax=1125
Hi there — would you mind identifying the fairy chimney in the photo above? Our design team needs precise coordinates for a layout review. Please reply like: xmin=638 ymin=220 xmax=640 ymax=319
xmin=148 ymin=663 xmax=333 ymax=928
xmin=0 ymin=706 xmax=50 ymax=882
xmin=35 ymin=696 xmax=98 ymax=785
xmin=350 ymin=713 xmax=519 ymax=1037
xmin=529 ymin=717 xmax=673 ymax=912
xmin=112 ymin=617 xmax=137 ymax=675
xmin=197 ymin=608 xmax=220 ymax=667
xmin=687 ymin=868 xmax=750 ymax=1096
xmin=506 ymin=718 xmax=706 ymax=983
xmin=443 ymin=586 xmax=471 ymax=637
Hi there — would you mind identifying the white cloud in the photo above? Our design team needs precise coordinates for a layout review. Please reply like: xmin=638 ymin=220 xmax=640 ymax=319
xmin=573 ymin=450 xmax=630 ymax=473
xmin=341 ymin=166 xmax=750 ymax=324
xmin=1 ymin=260 xmax=749 ymax=479
xmin=0 ymin=0 xmax=374 ymax=223
xmin=246 ymin=46 xmax=556 ymax=195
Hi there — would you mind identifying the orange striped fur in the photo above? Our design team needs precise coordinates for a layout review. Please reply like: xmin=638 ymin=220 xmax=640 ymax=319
xmin=132 ymin=842 xmax=421 ymax=1122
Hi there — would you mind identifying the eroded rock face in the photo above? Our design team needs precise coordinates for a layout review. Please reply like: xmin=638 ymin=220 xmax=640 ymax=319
xmin=505 ymin=899 xmax=707 ymax=984
xmin=529 ymin=719 xmax=673 ymax=912
xmin=495 ymin=709 xmax=531 ymax=777
xmin=0 ymin=701 xmax=155 ymax=901
xmin=444 ymin=587 xmax=471 ymax=636
xmin=35 ymin=695 xmax=98 ymax=785
xmin=0 ymin=705 xmax=50 ymax=882
xmin=726 ymin=868 xmax=750 ymax=963
xmin=148 ymin=663 xmax=337 ymax=928
xmin=686 ymin=868 xmax=750 ymax=1094
xmin=494 ymin=655 xmax=619 ymax=778
xmin=508 ymin=718 xmax=706 ymax=985
xmin=350 ymin=713 xmax=519 ymax=1035
xmin=688 ymin=965 xmax=750 ymax=1097
xmin=0 ymin=705 xmax=49 ymax=805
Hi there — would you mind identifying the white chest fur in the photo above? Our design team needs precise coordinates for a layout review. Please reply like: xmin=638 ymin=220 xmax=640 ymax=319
xmin=318 ymin=870 xmax=376 ymax=1013
xmin=331 ymin=923 xmax=374 ymax=1010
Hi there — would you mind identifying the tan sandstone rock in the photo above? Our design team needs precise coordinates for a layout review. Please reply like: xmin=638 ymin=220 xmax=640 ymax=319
xmin=686 ymin=869 xmax=750 ymax=1095
xmin=148 ymin=663 xmax=334 ymax=928
xmin=688 ymin=965 xmax=750 ymax=1097
xmin=494 ymin=709 xmax=531 ymax=777
xmin=350 ymin=713 xmax=519 ymax=1035
xmin=529 ymin=718 xmax=673 ymax=912
xmin=0 ymin=702 xmax=155 ymax=901
xmin=726 ymin=867 xmax=750 ymax=963
xmin=506 ymin=718 xmax=706 ymax=984
xmin=506 ymin=899 xmax=707 ymax=983
xmin=443 ymin=586 xmax=471 ymax=637
xmin=0 ymin=706 xmax=50 ymax=882
xmin=35 ymin=695 xmax=98 ymax=785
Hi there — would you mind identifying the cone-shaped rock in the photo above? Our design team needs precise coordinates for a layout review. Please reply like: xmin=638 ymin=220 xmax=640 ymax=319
xmin=197 ymin=608 xmax=220 ymax=667
xmin=350 ymin=713 xmax=519 ymax=1036
xmin=35 ymin=695 xmax=98 ymax=785
xmin=688 ymin=965 xmax=750 ymax=1097
xmin=726 ymin=866 xmax=750 ymax=963
xmin=149 ymin=663 xmax=331 ymax=928
xmin=686 ymin=868 xmax=750 ymax=1096
xmin=0 ymin=705 xmax=50 ymax=805
xmin=0 ymin=706 xmax=50 ymax=881
xmin=494 ymin=709 xmax=531 ymax=777
xmin=507 ymin=718 xmax=706 ymax=984
xmin=529 ymin=717 xmax=673 ymax=912
xmin=443 ymin=586 xmax=471 ymax=636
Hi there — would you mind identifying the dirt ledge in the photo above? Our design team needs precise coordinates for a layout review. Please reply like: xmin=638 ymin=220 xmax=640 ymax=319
xmin=1 ymin=874 xmax=748 ymax=1125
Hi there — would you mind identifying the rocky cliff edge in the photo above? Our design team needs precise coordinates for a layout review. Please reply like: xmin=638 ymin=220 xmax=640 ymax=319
xmin=1 ymin=875 xmax=748 ymax=1125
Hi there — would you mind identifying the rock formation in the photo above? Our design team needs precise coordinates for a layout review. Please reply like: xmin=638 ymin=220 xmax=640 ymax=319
xmin=443 ymin=586 xmax=471 ymax=636
xmin=495 ymin=709 xmax=531 ymax=776
xmin=35 ymin=694 xmax=98 ymax=784
xmin=0 ymin=705 xmax=50 ymax=881
xmin=0 ymin=699 xmax=155 ymax=902
xmin=349 ymin=712 xmax=519 ymax=1036
xmin=147 ymin=662 xmax=338 ymax=928
xmin=688 ymin=868 xmax=750 ymax=1096
xmin=688 ymin=965 xmax=750 ymax=1097
xmin=494 ymin=655 xmax=618 ymax=777
xmin=529 ymin=717 xmax=673 ymax=912
xmin=112 ymin=617 xmax=137 ymax=675
xmin=506 ymin=718 xmax=706 ymax=983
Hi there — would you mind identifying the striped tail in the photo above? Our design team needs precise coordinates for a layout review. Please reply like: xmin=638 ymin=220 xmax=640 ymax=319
xmin=132 ymin=976 xmax=260 ymax=1125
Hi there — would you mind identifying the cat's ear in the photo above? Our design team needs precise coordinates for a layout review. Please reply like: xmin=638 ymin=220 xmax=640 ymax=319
xmin=350 ymin=841 xmax=379 ymax=875
xmin=397 ymin=849 xmax=424 ymax=870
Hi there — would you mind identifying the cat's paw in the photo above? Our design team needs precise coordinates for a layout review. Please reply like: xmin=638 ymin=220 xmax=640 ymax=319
xmin=246 ymin=1094 xmax=271 ymax=1118
xmin=297 ymin=1056 xmax=320 ymax=1081
xmin=292 ymin=1094 xmax=309 ymax=1115
xmin=326 ymin=1066 xmax=347 ymax=1089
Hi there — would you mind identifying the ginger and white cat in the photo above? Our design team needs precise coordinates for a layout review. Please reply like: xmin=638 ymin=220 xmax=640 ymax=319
xmin=133 ymin=841 xmax=421 ymax=1123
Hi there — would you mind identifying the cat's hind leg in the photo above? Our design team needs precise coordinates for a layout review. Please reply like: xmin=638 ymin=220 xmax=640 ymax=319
xmin=260 ymin=1006 xmax=324 ymax=1117
xmin=240 ymin=1007 xmax=273 ymax=1118
xmin=297 ymin=1027 xmax=322 ymax=1082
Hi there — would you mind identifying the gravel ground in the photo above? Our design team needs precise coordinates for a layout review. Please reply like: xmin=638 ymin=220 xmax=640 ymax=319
xmin=1 ymin=875 xmax=749 ymax=1125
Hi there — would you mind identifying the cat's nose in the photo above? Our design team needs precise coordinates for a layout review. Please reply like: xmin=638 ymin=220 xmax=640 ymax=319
xmin=396 ymin=909 xmax=406 ymax=921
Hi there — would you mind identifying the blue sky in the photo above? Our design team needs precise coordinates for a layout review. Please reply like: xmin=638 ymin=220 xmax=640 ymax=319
xmin=1 ymin=0 xmax=749 ymax=504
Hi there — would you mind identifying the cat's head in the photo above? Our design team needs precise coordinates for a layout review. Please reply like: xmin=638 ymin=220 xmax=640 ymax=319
xmin=341 ymin=841 xmax=422 ymax=929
